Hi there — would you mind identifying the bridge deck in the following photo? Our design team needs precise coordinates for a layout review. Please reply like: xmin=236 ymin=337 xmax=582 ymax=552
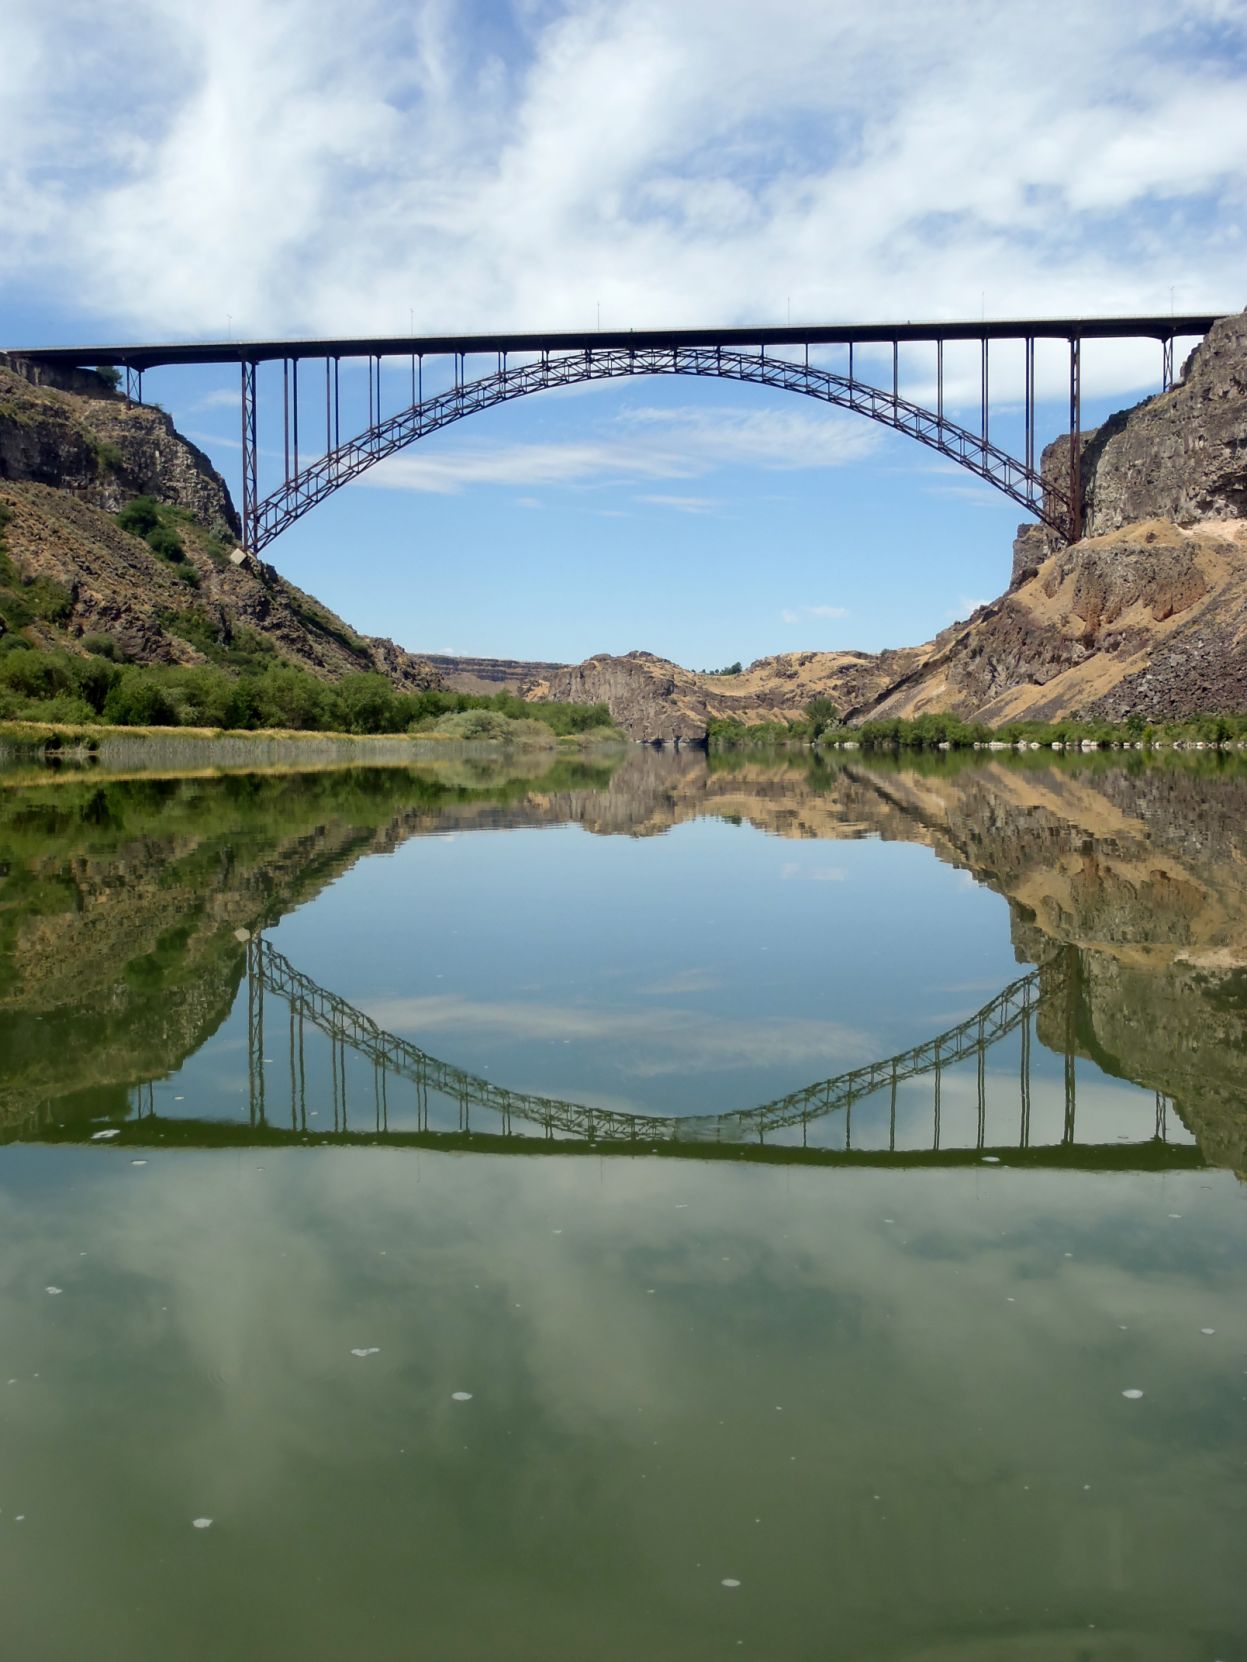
xmin=20 ymin=1120 xmax=1205 ymax=1172
xmin=10 ymin=315 xmax=1226 ymax=371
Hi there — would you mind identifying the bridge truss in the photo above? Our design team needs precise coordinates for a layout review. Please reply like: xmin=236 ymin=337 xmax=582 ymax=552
xmin=246 ymin=344 xmax=1072 ymax=553
xmin=16 ymin=314 xmax=1223 ymax=557
xmin=234 ymin=937 xmax=1169 ymax=1160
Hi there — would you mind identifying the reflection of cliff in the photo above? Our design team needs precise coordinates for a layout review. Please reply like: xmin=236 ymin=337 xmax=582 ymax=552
xmin=314 ymin=749 xmax=1247 ymax=1167
xmin=3 ymin=751 xmax=1245 ymax=1168
xmin=815 ymin=761 xmax=1247 ymax=1173
xmin=0 ymin=756 xmax=619 ymax=1123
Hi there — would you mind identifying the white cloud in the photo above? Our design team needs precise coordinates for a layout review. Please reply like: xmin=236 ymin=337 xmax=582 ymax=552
xmin=0 ymin=0 xmax=1242 ymax=422
xmin=365 ymin=991 xmax=874 ymax=1079
xmin=363 ymin=401 xmax=876 ymax=494
xmin=637 ymin=494 xmax=718 ymax=515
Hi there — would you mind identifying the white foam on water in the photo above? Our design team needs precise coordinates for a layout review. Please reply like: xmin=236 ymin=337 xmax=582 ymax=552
xmin=350 ymin=1348 xmax=381 ymax=1358
xmin=1121 ymin=1388 xmax=1144 ymax=1400
xmin=721 ymin=1578 xmax=740 ymax=1588
xmin=45 ymin=1286 xmax=62 ymax=1296
xmin=451 ymin=1391 xmax=473 ymax=1402
xmin=130 ymin=1160 xmax=147 ymax=1167
xmin=192 ymin=1517 xmax=213 ymax=1529
xmin=1200 ymin=1327 xmax=1216 ymax=1335
xmin=91 ymin=1129 xmax=120 ymax=1141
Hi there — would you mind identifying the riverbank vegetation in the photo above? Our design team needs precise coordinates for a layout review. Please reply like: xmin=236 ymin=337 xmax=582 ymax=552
xmin=0 ymin=644 xmax=620 ymax=743
xmin=707 ymin=701 xmax=1247 ymax=752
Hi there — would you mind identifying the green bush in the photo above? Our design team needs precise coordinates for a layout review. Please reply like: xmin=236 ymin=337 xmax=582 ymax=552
xmin=23 ymin=577 xmax=74 ymax=622
xmin=102 ymin=671 xmax=179 ymax=727
xmin=805 ymin=696 xmax=839 ymax=740
xmin=146 ymin=525 xmax=184 ymax=562
xmin=93 ymin=439 xmax=124 ymax=472
xmin=82 ymin=633 xmax=124 ymax=661
xmin=117 ymin=497 xmax=162 ymax=538
xmin=0 ymin=649 xmax=77 ymax=701
xmin=333 ymin=673 xmax=402 ymax=734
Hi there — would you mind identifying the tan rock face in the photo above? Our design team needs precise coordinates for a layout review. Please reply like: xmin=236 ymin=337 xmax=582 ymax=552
xmin=535 ymin=647 xmax=918 ymax=743
xmin=540 ymin=652 xmax=717 ymax=743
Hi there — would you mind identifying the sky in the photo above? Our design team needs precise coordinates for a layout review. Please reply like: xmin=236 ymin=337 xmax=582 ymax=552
xmin=1 ymin=0 xmax=1245 ymax=667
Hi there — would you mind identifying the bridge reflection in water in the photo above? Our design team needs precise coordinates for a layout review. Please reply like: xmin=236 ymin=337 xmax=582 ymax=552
xmin=102 ymin=937 xmax=1195 ymax=1173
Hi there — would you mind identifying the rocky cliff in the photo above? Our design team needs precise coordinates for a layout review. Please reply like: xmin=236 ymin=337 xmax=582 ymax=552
xmin=0 ymin=357 xmax=441 ymax=690
xmin=532 ymin=308 xmax=1247 ymax=740
xmin=535 ymin=646 xmax=926 ymax=744
xmin=424 ymin=653 xmax=568 ymax=696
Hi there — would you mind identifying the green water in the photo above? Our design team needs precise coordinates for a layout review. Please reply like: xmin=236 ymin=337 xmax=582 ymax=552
xmin=1 ymin=749 xmax=1244 ymax=1660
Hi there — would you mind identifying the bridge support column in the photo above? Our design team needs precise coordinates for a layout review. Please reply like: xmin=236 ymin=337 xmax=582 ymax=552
xmin=247 ymin=935 xmax=265 ymax=1126
xmin=1068 ymin=335 xmax=1083 ymax=541
xmin=240 ymin=359 xmax=259 ymax=555
xmin=1162 ymin=336 xmax=1174 ymax=393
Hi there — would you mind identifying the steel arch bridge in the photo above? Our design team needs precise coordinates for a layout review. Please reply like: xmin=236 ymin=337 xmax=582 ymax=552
xmin=250 ymin=345 xmax=1066 ymax=554
xmin=15 ymin=313 xmax=1224 ymax=556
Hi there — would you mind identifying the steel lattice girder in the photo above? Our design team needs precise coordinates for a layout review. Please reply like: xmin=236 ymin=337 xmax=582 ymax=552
xmin=248 ymin=346 xmax=1074 ymax=552
xmin=255 ymin=939 xmax=1067 ymax=1148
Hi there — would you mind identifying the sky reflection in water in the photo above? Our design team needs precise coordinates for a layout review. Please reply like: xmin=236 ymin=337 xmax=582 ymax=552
xmin=0 ymin=750 xmax=1244 ymax=1660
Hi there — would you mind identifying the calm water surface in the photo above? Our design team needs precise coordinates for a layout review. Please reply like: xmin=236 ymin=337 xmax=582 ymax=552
xmin=1 ymin=748 xmax=1244 ymax=1660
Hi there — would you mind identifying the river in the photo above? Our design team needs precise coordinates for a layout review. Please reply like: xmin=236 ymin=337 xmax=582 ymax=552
xmin=1 ymin=746 xmax=1243 ymax=1660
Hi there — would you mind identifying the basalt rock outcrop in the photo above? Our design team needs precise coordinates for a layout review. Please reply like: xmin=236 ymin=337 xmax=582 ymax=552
xmin=0 ymin=354 xmax=238 ymax=536
xmin=535 ymin=646 xmax=922 ymax=744
xmin=424 ymin=653 xmax=569 ymax=696
xmin=0 ymin=356 xmax=442 ymax=691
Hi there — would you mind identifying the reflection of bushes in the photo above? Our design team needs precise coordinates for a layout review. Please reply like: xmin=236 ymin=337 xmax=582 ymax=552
xmin=711 ymin=709 xmax=1247 ymax=753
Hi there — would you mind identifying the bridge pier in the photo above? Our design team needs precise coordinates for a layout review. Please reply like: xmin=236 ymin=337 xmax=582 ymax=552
xmin=1068 ymin=335 xmax=1083 ymax=541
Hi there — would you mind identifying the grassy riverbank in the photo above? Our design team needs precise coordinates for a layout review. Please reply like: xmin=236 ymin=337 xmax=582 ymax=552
xmin=0 ymin=644 xmax=619 ymax=741
xmin=0 ymin=717 xmax=627 ymax=773
xmin=708 ymin=710 xmax=1247 ymax=752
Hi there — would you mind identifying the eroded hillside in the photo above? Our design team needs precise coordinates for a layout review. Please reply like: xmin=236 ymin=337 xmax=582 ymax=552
xmin=0 ymin=356 xmax=441 ymax=690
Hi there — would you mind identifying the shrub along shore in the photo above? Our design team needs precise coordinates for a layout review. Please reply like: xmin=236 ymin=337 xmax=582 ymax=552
xmin=708 ymin=707 xmax=1247 ymax=752
xmin=0 ymin=645 xmax=619 ymax=746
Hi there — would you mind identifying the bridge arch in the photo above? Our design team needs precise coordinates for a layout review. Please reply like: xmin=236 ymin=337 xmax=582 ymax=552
xmin=247 ymin=345 xmax=1074 ymax=554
